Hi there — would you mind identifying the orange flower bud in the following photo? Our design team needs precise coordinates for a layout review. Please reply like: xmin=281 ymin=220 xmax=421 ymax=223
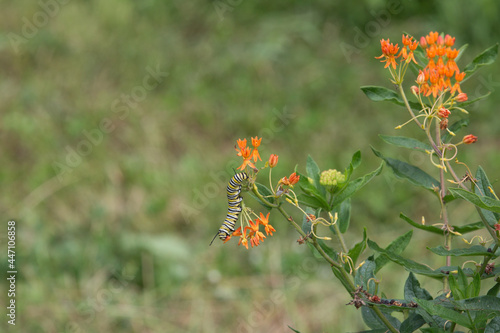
xmin=288 ymin=172 xmax=300 ymax=185
xmin=411 ymin=85 xmax=419 ymax=95
xmin=416 ymin=71 xmax=426 ymax=85
xmin=268 ymin=154 xmax=279 ymax=168
xmin=456 ymin=93 xmax=468 ymax=102
xmin=438 ymin=107 xmax=450 ymax=118
xmin=419 ymin=36 xmax=427 ymax=48
xmin=462 ymin=134 xmax=477 ymax=144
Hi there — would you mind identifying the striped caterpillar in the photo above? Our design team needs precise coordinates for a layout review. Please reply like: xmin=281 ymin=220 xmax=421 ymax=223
xmin=210 ymin=172 xmax=248 ymax=245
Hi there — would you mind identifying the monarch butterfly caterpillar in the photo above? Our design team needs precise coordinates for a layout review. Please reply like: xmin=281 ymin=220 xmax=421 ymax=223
xmin=210 ymin=172 xmax=249 ymax=245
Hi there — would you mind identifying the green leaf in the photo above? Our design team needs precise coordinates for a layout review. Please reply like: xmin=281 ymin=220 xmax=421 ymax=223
xmin=372 ymin=147 xmax=440 ymax=191
xmin=448 ymin=188 xmax=500 ymax=214
xmin=375 ymin=230 xmax=413 ymax=273
xmin=297 ymin=172 xmax=330 ymax=210
xmin=330 ymin=198 xmax=351 ymax=234
xmin=348 ymin=228 xmax=367 ymax=269
xmin=355 ymin=256 xmax=377 ymax=293
xmin=297 ymin=193 xmax=326 ymax=210
xmin=428 ymin=245 xmax=498 ymax=257
xmin=454 ymin=295 xmax=500 ymax=315
xmin=415 ymin=298 xmax=473 ymax=328
xmin=361 ymin=85 xmax=404 ymax=105
xmin=470 ymin=272 xmax=481 ymax=298
xmin=475 ymin=166 xmax=500 ymax=226
xmin=368 ymin=240 xmax=445 ymax=278
xmin=330 ymin=162 xmax=383 ymax=207
xmin=457 ymin=91 xmax=491 ymax=108
xmin=404 ymin=272 xmax=432 ymax=302
xmin=318 ymin=238 xmax=338 ymax=261
xmin=453 ymin=221 xmax=485 ymax=234
xmin=442 ymin=118 xmax=469 ymax=143
xmin=362 ymin=306 xmax=401 ymax=331
xmin=306 ymin=155 xmax=325 ymax=196
xmin=463 ymin=43 xmax=499 ymax=75
xmin=485 ymin=317 xmax=500 ymax=333
xmin=288 ymin=326 xmax=301 ymax=333
xmin=399 ymin=213 xmax=444 ymax=235
xmin=448 ymin=274 xmax=463 ymax=300
xmin=400 ymin=313 xmax=426 ymax=333
xmin=487 ymin=282 xmax=500 ymax=296
xmin=351 ymin=150 xmax=362 ymax=170
xmin=379 ymin=135 xmax=432 ymax=152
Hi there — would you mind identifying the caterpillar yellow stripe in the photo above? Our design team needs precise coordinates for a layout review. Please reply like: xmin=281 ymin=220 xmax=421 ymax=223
xmin=210 ymin=172 xmax=248 ymax=245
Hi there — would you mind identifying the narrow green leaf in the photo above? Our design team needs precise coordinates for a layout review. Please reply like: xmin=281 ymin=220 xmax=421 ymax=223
xmin=288 ymin=326 xmax=302 ymax=333
xmin=457 ymin=91 xmax=491 ymax=108
xmin=379 ymin=135 xmax=432 ymax=152
xmin=415 ymin=298 xmax=473 ymax=328
xmin=399 ymin=213 xmax=444 ymax=235
xmin=375 ymin=230 xmax=413 ymax=273
xmin=442 ymin=118 xmax=469 ymax=143
xmin=476 ymin=166 xmax=500 ymax=226
xmin=448 ymin=188 xmax=500 ymax=214
xmin=368 ymin=240 xmax=445 ymax=278
xmin=428 ymin=245 xmax=498 ymax=257
xmin=470 ymin=272 xmax=481 ymax=298
xmin=448 ymin=274 xmax=463 ymax=300
xmin=453 ymin=221 xmax=485 ymax=234
xmin=463 ymin=43 xmax=499 ymax=75
xmin=372 ymin=147 xmax=440 ymax=191
xmin=348 ymin=228 xmax=367 ymax=268
xmin=457 ymin=267 xmax=469 ymax=298
xmin=330 ymin=162 xmax=383 ymax=207
xmin=330 ymin=198 xmax=351 ymax=234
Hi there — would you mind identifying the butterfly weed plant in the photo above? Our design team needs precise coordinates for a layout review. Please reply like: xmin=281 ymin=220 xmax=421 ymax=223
xmin=214 ymin=32 xmax=500 ymax=332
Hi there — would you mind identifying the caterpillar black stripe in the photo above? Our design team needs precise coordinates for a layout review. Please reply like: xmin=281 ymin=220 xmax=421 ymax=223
xmin=210 ymin=172 xmax=248 ymax=245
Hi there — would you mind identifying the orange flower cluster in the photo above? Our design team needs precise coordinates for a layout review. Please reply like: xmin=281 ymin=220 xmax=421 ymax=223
xmin=376 ymin=34 xmax=418 ymax=69
xmin=230 ymin=212 xmax=275 ymax=249
xmin=235 ymin=137 xmax=262 ymax=170
xmin=417 ymin=32 xmax=466 ymax=98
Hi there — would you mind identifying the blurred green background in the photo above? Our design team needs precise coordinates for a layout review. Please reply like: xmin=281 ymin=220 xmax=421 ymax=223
xmin=1 ymin=0 xmax=499 ymax=332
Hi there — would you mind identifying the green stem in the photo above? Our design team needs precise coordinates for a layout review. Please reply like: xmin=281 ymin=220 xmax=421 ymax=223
xmin=371 ymin=306 xmax=399 ymax=333
xmin=332 ymin=219 xmax=349 ymax=254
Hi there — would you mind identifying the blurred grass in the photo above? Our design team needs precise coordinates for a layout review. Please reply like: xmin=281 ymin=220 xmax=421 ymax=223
xmin=0 ymin=0 xmax=499 ymax=332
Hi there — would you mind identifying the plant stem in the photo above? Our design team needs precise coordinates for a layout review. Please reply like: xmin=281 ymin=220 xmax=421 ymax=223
xmin=371 ymin=306 xmax=400 ymax=333
xmin=332 ymin=219 xmax=349 ymax=254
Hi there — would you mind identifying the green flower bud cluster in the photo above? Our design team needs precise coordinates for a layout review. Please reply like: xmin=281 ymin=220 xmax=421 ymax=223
xmin=320 ymin=169 xmax=346 ymax=190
